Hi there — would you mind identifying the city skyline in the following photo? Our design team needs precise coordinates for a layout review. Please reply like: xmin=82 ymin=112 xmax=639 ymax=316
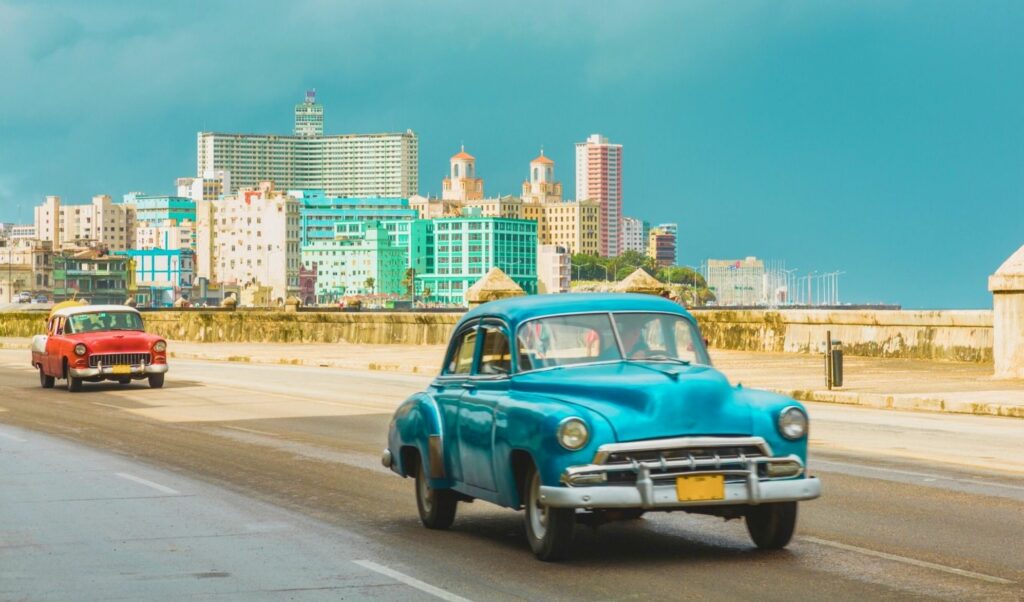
xmin=1 ymin=1 xmax=1021 ymax=309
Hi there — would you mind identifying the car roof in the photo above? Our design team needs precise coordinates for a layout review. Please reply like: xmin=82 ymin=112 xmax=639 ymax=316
xmin=459 ymin=293 xmax=693 ymax=331
xmin=51 ymin=305 xmax=141 ymax=318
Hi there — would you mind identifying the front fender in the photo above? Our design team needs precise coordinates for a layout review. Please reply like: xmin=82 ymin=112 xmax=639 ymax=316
xmin=493 ymin=392 xmax=617 ymax=508
xmin=734 ymin=387 xmax=810 ymax=462
xmin=387 ymin=392 xmax=453 ymax=486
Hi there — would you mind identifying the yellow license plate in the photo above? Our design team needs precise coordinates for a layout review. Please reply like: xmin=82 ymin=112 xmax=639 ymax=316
xmin=111 ymin=365 xmax=131 ymax=375
xmin=676 ymin=474 xmax=725 ymax=502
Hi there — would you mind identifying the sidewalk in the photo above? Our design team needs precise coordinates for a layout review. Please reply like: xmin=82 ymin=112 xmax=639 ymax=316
xmin=4 ymin=337 xmax=1021 ymax=418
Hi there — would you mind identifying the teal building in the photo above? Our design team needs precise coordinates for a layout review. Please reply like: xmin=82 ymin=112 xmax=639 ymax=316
xmin=121 ymin=193 xmax=196 ymax=225
xmin=294 ymin=190 xmax=418 ymax=246
xmin=301 ymin=221 xmax=406 ymax=303
xmin=416 ymin=213 xmax=538 ymax=306
xmin=114 ymin=248 xmax=195 ymax=307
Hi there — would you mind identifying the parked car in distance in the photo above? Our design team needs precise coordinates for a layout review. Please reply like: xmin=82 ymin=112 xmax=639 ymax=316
xmin=383 ymin=293 xmax=821 ymax=560
xmin=31 ymin=303 xmax=169 ymax=392
xmin=16 ymin=291 xmax=31 ymax=303
xmin=34 ymin=294 xmax=49 ymax=304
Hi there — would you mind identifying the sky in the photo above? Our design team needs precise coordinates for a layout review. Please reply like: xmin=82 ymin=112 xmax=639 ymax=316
xmin=0 ymin=0 xmax=1021 ymax=309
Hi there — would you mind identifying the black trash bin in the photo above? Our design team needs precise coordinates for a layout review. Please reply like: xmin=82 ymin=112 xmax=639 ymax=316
xmin=829 ymin=340 xmax=843 ymax=388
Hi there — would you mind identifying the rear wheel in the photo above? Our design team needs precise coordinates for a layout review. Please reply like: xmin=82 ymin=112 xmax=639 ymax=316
xmin=745 ymin=502 xmax=797 ymax=549
xmin=415 ymin=459 xmax=457 ymax=529
xmin=148 ymin=373 xmax=165 ymax=389
xmin=523 ymin=464 xmax=575 ymax=561
xmin=39 ymin=366 xmax=55 ymax=389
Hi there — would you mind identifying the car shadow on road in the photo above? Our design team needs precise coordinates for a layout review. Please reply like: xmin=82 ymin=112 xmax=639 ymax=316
xmin=60 ymin=379 xmax=204 ymax=393
xmin=402 ymin=510 xmax=796 ymax=566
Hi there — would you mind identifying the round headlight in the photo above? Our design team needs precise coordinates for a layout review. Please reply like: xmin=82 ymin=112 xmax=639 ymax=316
xmin=153 ymin=340 xmax=167 ymax=353
xmin=557 ymin=418 xmax=589 ymax=450
xmin=74 ymin=343 xmax=87 ymax=356
xmin=778 ymin=406 xmax=808 ymax=440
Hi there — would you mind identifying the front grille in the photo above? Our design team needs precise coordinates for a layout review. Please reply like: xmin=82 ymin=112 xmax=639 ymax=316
xmin=600 ymin=439 xmax=767 ymax=484
xmin=88 ymin=353 xmax=151 ymax=368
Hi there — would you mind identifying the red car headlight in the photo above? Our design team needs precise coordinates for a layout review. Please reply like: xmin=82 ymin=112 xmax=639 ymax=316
xmin=74 ymin=343 xmax=87 ymax=356
xmin=153 ymin=340 xmax=167 ymax=353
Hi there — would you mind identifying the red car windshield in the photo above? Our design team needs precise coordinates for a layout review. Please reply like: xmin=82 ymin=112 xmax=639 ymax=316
xmin=66 ymin=312 xmax=143 ymax=334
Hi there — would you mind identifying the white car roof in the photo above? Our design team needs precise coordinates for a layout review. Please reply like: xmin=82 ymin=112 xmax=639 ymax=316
xmin=52 ymin=305 xmax=141 ymax=318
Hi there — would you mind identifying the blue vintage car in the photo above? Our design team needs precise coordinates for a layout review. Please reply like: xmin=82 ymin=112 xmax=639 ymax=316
xmin=383 ymin=293 xmax=821 ymax=560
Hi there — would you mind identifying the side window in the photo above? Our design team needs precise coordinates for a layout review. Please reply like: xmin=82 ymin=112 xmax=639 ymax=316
xmin=478 ymin=324 xmax=511 ymax=376
xmin=446 ymin=327 xmax=478 ymax=375
xmin=54 ymin=318 xmax=65 ymax=335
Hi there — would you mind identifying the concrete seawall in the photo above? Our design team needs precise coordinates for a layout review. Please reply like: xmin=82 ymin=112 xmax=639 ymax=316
xmin=693 ymin=309 xmax=992 ymax=362
xmin=0 ymin=308 xmax=993 ymax=363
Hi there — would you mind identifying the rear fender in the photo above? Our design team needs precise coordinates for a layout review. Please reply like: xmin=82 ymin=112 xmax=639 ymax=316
xmin=388 ymin=392 xmax=453 ymax=487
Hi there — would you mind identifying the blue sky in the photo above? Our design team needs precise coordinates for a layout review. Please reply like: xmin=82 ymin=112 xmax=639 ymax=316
xmin=0 ymin=0 xmax=1021 ymax=308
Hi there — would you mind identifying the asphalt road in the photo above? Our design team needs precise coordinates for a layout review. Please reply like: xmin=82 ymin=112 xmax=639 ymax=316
xmin=1 ymin=350 xmax=1022 ymax=601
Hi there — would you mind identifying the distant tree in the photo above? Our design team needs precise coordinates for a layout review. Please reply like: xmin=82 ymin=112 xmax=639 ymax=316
xmin=422 ymin=287 xmax=432 ymax=302
xmin=364 ymin=277 xmax=375 ymax=294
xmin=401 ymin=268 xmax=416 ymax=299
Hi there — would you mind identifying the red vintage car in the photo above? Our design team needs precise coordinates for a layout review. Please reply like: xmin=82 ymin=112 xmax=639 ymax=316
xmin=31 ymin=304 xmax=169 ymax=392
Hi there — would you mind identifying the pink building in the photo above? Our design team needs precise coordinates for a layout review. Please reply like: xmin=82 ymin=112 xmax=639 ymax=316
xmin=575 ymin=134 xmax=622 ymax=257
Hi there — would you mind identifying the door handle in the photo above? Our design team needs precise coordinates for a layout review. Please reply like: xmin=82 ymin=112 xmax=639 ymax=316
xmin=461 ymin=382 xmax=476 ymax=390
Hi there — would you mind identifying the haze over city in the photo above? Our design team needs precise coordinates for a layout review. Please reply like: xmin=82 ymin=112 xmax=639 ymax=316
xmin=1 ymin=0 xmax=1021 ymax=308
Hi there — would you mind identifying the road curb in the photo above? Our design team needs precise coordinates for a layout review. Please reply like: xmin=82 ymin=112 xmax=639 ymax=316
xmin=168 ymin=351 xmax=434 ymax=376
xmin=776 ymin=388 xmax=1024 ymax=419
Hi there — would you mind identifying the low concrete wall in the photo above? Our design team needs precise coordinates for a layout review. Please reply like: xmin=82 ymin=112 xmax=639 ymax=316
xmin=693 ymin=309 xmax=993 ymax=363
xmin=141 ymin=311 xmax=461 ymax=346
xmin=0 ymin=308 xmax=994 ymax=362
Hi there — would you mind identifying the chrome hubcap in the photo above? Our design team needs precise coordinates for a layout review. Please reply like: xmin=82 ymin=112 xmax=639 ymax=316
xmin=418 ymin=467 xmax=433 ymax=513
xmin=528 ymin=472 xmax=548 ymax=539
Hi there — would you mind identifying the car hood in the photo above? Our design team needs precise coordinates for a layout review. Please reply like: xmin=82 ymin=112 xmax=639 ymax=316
xmin=511 ymin=362 xmax=752 ymax=442
xmin=67 ymin=332 xmax=159 ymax=354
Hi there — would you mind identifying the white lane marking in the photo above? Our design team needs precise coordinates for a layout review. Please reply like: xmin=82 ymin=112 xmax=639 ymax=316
xmin=813 ymin=459 xmax=1024 ymax=492
xmin=115 ymin=472 xmax=180 ymax=495
xmin=221 ymin=424 xmax=279 ymax=437
xmin=801 ymin=536 xmax=1014 ymax=585
xmin=0 ymin=431 xmax=27 ymax=442
xmin=353 ymin=559 xmax=474 ymax=602
xmin=92 ymin=402 xmax=127 ymax=411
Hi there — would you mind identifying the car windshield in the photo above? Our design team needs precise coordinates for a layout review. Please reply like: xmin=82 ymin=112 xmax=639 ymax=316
xmin=515 ymin=312 xmax=710 ymax=372
xmin=66 ymin=311 xmax=143 ymax=333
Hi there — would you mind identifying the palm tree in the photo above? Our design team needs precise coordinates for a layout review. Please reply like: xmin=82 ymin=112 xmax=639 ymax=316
xmin=364 ymin=277 xmax=375 ymax=294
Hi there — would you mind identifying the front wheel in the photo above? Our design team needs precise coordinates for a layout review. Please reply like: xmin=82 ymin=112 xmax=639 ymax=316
xmin=523 ymin=465 xmax=575 ymax=561
xmin=745 ymin=502 xmax=797 ymax=549
xmin=39 ymin=366 xmax=55 ymax=389
xmin=148 ymin=373 xmax=165 ymax=389
xmin=415 ymin=459 xmax=457 ymax=529
xmin=67 ymin=375 xmax=82 ymax=393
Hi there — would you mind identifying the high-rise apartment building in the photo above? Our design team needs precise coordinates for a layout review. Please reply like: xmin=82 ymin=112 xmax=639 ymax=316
xmin=195 ymin=182 xmax=300 ymax=302
xmin=34 ymin=195 xmax=136 ymax=251
xmin=294 ymin=90 xmax=324 ymax=137
xmin=197 ymin=93 xmax=418 ymax=198
xmin=575 ymin=133 xmax=623 ymax=257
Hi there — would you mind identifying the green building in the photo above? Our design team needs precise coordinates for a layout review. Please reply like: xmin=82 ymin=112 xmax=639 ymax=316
xmin=334 ymin=218 xmax=435 ymax=276
xmin=416 ymin=213 xmax=538 ymax=306
xmin=301 ymin=221 xmax=406 ymax=303
xmin=52 ymin=253 xmax=133 ymax=305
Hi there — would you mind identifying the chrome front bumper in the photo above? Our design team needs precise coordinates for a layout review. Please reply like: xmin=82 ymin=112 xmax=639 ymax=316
xmin=541 ymin=453 xmax=821 ymax=509
xmin=70 ymin=363 xmax=169 ymax=378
